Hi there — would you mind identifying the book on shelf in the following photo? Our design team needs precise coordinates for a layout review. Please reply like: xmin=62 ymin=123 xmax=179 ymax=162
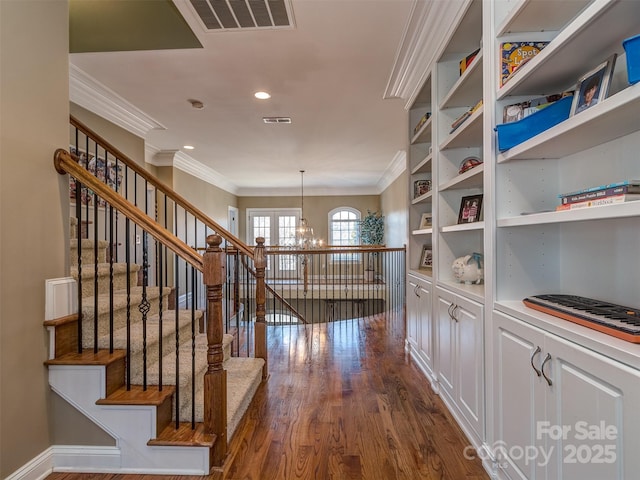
xmin=560 ymin=185 xmax=640 ymax=205
xmin=555 ymin=193 xmax=640 ymax=211
xmin=413 ymin=112 xmax=431 ymax=136
xmin=459 ymin=47 xmax=480 ymax=76
xmin=450 ymin=99 xmax=483 ymax=133
xmin=500 ymin=41 xmax=550 ymax=87
xmin=558 ymin=180 xmax=640 ymax=199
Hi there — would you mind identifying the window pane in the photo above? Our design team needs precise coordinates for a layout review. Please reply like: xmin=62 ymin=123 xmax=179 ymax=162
xmin=252 ymin=216 xmax=271 ymax=246
xmin=278 ymin=215 xmax=297 ymax=246
xmin=330 ymin=208 xmax=360 ymax=261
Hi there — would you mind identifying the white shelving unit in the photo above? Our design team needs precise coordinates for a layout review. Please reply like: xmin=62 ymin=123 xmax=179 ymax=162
xmin=407 ymin=73 xmax=434 ymax=276
xmin=402 ymin=0 xmax=640 ymax=478
xmin=490 ymin=0 xmax=640 ymax=477
xmin=434 ymin=0 xmax=484 ymax=289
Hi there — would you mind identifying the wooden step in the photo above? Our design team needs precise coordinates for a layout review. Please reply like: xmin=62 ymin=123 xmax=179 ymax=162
xmin=97 ymin=385 xmax=175 ymax=435
xmin=45 ymin=349 xmax=126 ymax=397
xmin=43 ymin=313 xmax=79 ymax=358
xmin=149 ymin=422 xmax=216 ymax=448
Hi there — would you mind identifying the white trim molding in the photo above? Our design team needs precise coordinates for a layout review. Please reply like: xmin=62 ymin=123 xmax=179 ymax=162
xmin=69 ymin=64 xmax=166 ymax=138
xmin=378 ymin=150 xmax=407 ymax=192
xmin=384 ymin=0 xmax=465 ymax=109
xmin=147 ymin=147 xmax=240 ymax=195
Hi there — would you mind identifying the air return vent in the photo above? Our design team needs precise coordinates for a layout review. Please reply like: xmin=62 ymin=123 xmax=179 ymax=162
xmin=263 ymin=117 xmax=292 ymax=124
xmin=190 ymin=0 xmax=293 ymax=31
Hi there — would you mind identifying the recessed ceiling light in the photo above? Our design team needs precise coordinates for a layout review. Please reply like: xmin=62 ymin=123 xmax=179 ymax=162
xmin=254 ymin=91 xmax=271 ymax=100
xmin=183 ymin=145 xmax=195 ymax=150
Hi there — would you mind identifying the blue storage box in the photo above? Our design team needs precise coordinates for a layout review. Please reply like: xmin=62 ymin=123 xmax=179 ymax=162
xmin=495 ymin=96 xmax=573 ymax=151
xmin=623 ymin=34 xmax=640 ymax=84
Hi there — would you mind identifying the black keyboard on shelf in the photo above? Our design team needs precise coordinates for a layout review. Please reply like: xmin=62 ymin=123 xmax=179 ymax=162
xmin=523 ymin=294 xmax=640 ymax=343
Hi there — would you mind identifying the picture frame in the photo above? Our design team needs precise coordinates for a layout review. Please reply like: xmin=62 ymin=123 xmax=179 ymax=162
xmin=413 ymin=179 xmax=431 ymax=198
xmin=457 ymin=194 xmax=483 ymax=224
xmin=419 ymin=245 xmax=433 ymax=270
xmin=570 ymin=54 xmax=617 ymax=116
xmin=69 ymin=146 xmax=123 ymax=207
xmin=419 ymin=213 xmax=433 ymax=229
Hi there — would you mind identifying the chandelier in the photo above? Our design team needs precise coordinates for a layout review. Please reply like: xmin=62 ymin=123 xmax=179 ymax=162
xmin=295 ymin=170 xmax=322 ymax=248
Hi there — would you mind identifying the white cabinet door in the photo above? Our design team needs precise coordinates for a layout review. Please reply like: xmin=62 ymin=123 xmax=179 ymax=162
xmin=493 ymin=311 xmax=547 ymax=480
xmin=407 ymin=275 xmax=435 ymax=382
xmin=406 ymin=278 xmax=420 ymax=350
xmin=545 ymin=334 xmax=640 ymax=480
xmin=417 ymin=280 xmax=434 ymax=377
xmin=455 ymin=292 xmax=484 ymax=441
xmin=436 ymin=286 xmax=484 ymax=443
xmin=436 ymin=292 xmax=456 ymax=400
xmin=492 ymin=311 xmax=640 ymax=480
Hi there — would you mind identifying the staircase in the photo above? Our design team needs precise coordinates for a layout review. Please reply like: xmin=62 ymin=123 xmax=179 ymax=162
xmin=44 ymin=218 xmax=264 ymax=475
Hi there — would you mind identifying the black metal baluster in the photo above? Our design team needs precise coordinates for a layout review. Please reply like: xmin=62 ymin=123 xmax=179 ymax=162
xmin=126 ymin=217 xmax=132 ymax=390
xmin=106 ymin=152 xmax=115 ymax=353
xmin=174 ymin=202 xmax=180 ymax=428
xmin=92 ymin=145 xmax=99 ymax=353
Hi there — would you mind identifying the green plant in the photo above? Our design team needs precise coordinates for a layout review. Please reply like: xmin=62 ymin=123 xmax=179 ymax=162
xmin=360 ymin=210 xmax=384 ymax=245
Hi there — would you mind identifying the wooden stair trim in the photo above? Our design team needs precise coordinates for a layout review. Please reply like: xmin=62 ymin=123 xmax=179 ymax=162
xmin=43 ymin=313 xmax=79 ymax=328
xmin=97 ymin=385 xmax=175 ymax=406
xmin=149 ymin=422 xmax=216 ymax=448
xmin=44 ymin=349 xmax=126 ymax=366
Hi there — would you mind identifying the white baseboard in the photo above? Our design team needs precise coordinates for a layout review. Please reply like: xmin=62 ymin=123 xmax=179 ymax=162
xmin=6 ymin=444 xmax=212 ymax=479
xmin=4 ymin=448 xmax=54 ymax=480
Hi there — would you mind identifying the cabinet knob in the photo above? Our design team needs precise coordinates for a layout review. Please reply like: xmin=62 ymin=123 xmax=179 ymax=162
xmin=541 ymin=353 xmax=553 ymax=386
xmin=530 ymin=345 xmax=542 ymax=377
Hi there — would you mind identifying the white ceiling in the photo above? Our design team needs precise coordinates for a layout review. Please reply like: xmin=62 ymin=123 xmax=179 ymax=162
xmin=70 ymin=0 xmax=415 ymax=196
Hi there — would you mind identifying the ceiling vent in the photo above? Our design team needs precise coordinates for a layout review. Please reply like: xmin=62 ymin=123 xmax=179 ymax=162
xmin=263 ymin=117 xmax=292 ymax=124
xmin=189 ymin=0 xmax=293 ymax=31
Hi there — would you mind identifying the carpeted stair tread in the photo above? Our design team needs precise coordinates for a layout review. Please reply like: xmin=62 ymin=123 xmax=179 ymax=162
xmin=81 ymin=286 xmax=172 ymax=317
xmin=83 ymin=309 xmax=202 ymax=354
xmin=184 ymin=357 xmax=265 ymax=435
xmin=134 ymin=333 xmax=234 ymax=383
xmin=72 ymin=262 xmax=141 ymax=278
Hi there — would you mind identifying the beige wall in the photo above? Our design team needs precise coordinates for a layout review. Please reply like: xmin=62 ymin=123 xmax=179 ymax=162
xmin=237 ymin=195 xmax=380 ymax=244
xmin=0 ymin=0 xmax=71 ymax=476
xmin=380 ymin=170 xmax=409 ymax=248
xmin=71 ymin=103 xmax=147 ymax=167
xmin=172 ymin=169 xmax=237 ymax=234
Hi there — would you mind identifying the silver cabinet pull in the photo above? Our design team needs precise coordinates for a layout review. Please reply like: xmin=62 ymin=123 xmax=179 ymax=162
xmin=530 ymin=346 xmax=542 ymax=376
xmin=451 ymin=304 xmax=459 ymax=321
xmin=541 ymin=353 xmax=552 ymax=386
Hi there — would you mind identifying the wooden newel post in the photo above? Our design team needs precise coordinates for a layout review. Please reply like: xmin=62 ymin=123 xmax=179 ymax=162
xmin=202 ymin=234 xmax=227 ymax=467
xmin=254 ymin=237 xmax=268 ymax=379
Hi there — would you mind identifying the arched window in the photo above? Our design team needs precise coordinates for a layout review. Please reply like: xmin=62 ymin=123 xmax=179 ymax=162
xmin=329 ymin=207 xmax=361 ymax=246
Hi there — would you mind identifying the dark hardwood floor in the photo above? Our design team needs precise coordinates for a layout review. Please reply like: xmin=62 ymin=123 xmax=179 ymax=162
xmin=47 ymin=311 xmax=489 ymax=479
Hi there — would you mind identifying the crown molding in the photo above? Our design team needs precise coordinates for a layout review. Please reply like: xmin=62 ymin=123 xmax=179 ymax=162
xmin=377 ymin=150 xmax=407 ymax=192
xmin=384 ymin=0 xmax=464 ymax=109
xmin=146 ymin=147 xmax=240 ymax=195
xmin=235 ymin=185 xmax=380 ymax=197
xmin=69 ymin=64 xmax=166 ymax=138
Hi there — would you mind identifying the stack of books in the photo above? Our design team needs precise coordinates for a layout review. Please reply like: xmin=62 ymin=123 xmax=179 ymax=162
xmin=556 ymin=181 xmax=640 ymax=211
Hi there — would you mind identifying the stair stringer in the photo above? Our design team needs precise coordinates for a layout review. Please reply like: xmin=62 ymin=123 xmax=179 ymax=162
xmin=48 ymin=364 xmax=211 ymax=475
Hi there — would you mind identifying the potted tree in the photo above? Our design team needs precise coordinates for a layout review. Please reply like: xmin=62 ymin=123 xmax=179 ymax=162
xmin=360 ymin=210 xmax=384 ymax=281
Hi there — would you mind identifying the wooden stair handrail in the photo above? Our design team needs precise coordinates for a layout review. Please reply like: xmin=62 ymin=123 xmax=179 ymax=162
xmin=55 ymin=148 xmax=203 ymax=269
xmin=239 ymin=255 xmax=308 ymax=324
xmin=69 ymin=115 xmax=254 ymax=259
